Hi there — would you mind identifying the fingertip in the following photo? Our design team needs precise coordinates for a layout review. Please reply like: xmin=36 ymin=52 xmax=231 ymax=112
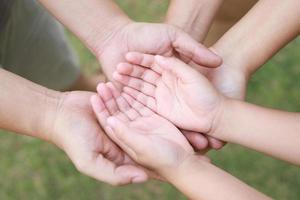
xmin=195 ymin=136 xmax=209 ymax=150
xmin=90 ymin=94 xmax=105 ymax=113
xmin=96 ymin=82 xmax=105 ymax=93
xmin=132 ymin=174 xmax=148 ymax=184
xmin=106 ymin=81 xmax=116 ymax=91
xmin=125 ymin=52 xmax=140 ymax=63
xmin=195 ymin=48 xmax=223 ymax=68
xmin=208 ymin=137 xmax=225 ymax=150
xmin=117 ymin=62 xmax=132 ymax=73
xmin=192 ymin=134 xmax=209 ymax=150
xmin=208 ymin=47 xmax=223 ymax=66
xmin=183 ymin=131 xmax=209 ymax=151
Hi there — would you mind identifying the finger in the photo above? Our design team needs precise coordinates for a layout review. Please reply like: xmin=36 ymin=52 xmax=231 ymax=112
xmin=80 ymin=155 xmax=148 ymax=185
xmin=125 ymin=52 xmax=163 ymax=74
xmin=123 ymin=86 xmax=156 ymax=111
xmin=155 ymin=55 xmax=201 ymax=82
xmin=105 ymin=82 xmax=131 ymax=122
xmin=90 ymin=94 xmax=110 ymax=127
xmin=97 ymin=83 xmax=120 ymax=115
xmin=181 ymin=130 xmax=209 ymax=151
xmin=207 ymin=136 xmax=226 ymax=150
xmin=122 ymin=92 xmax=154 ymax=117
xmin=117 ymin=62 xmax=160 ymax=86
xmin=113 ymin=72 xmax=156 ymax=97
xmin=170 ymin=29 xmax=222 ymax=67
xmin=106 ymin=82 xmax=142 ymax=121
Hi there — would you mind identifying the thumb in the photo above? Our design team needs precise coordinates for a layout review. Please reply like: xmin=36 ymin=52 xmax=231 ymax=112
xmin=170 ymin=28 xmax=222 ymax=67
xmin=106 ymin=117 xmax=148 ymax=161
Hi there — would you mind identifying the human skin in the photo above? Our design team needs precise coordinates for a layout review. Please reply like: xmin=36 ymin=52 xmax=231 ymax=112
xmin=0 ymin=68 xmax=161 ymax=185
xmin=37 ymin=0 xmax=221 ymax=81
xmin=37 ymin=0 xmax=222 ymax=151
xmin=165 ymin=0 xmax=300 ymax=149
xmin=115 ymin=54 xmax=300 ymax=166
xmin=165 ymin=0 xmax=224 ymax=42
xmin=91 ymin=83 xmax=270 ymax=200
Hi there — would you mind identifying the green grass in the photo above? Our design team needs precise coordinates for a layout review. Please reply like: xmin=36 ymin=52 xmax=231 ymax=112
xmin=0 ymin=0 xmax=299 ymax=199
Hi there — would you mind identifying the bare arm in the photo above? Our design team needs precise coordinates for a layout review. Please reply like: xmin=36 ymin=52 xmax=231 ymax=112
xmin=0 ymin=68 xmax=150 ymax=185
xmin=0 ymin=68 xmax=59 ymax=141
xmin=165 ymin=0 xmax=224 ymax=42
xmin=214 ymin=99 xmax=300 ymax=166
xmin=163 ymin=156 xmax=270 ymax=200
xmin=91 ymin=82 xmax=271 ymax=200
xmin=212 ymin=0 xmax=300 ymax=77
xmin=37 ymin=0 xmax=131 ymax=55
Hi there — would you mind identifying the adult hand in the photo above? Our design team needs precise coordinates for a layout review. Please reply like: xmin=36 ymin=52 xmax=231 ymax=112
xmin=97 ymin=22 xmax=222 ymax=83
xmin=48 ymin=91 xmax=153 ymax=185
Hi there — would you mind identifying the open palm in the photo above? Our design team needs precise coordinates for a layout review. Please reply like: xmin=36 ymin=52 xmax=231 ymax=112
xmin=50 ymin=91 xmax=152 ymax=185
xmin=113 ymin=53 xmax=222 ymax=133
xmin=97 ymin=22 xmax=221 ymax=84
xmin=90 ymin=82 xmax=194 ymax=170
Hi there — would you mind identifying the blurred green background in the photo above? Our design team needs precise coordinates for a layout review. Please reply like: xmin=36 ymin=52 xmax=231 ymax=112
xmin=0 ymin=0 xmax=299 ymax=199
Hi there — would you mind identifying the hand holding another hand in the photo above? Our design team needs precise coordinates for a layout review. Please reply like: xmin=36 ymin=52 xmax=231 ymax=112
xmin=49 ymin=91 xmax=160 ymax=185
xmin=113 ymin=52 xmax=225 ymax=136
xmin=90 ymin=83 xmax=209 ymax=175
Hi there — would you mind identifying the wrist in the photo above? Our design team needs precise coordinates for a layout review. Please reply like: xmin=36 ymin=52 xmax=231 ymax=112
xmin=209 ymin=97 xmax=239 ymax=142
xmin=30 ymin=88 xmax=63 ymax=143
xmin=166 ymin=0 xmax=223 ymax=42
xmin=90 ymin=16 xmax=133 ymax=58
xmin=212 ymin=44 xmax=252 ymax=79
xmin=160 ymin=154 xmax=206 ymax=182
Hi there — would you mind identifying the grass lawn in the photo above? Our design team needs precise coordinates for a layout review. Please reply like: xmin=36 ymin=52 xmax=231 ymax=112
xmin=0 ymin=0 xmax=299 ymax=199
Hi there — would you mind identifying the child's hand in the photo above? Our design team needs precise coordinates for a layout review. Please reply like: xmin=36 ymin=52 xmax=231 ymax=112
xmin=113 ymin=52 xmax=224 ymax=135
xmin=90 ymin=82 xmax=195 ymax=173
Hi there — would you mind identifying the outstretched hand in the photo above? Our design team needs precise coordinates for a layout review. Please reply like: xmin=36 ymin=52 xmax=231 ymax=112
xmin=98 ymin=22 xmax=222 ymax=82
xmin=90 ymin=82 xmax=203 ymax=173
xmin=113 ymin=52 xmax=224 ymax=137
xmin=51 ymin=91 xmax=158 ymax=185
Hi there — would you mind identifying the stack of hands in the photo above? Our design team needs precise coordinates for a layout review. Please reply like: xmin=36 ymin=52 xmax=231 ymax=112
xmin=1 ymin=0 xmax=300 ymax=199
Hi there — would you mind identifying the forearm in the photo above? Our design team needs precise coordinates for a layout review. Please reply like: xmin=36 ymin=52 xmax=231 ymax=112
xmin=165 ymin=0 xmax=223 ymax=42
xmin=162 ymin=156 xmax=270 ymax=200
xmin=0 ymin=69 xmax=61 ymax=141
xmin=212 ymin=0 xmax=300 ymax=76
xmin=38 ymin=0 xmax=131 ymax=56
xmin=215 ymin=99 xmax=300 ymax=165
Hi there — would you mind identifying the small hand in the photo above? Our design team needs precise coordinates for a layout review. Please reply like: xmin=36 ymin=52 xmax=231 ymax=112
xmin=50 ymin=91 xmax=152 ymax=185
xmin=113 ymin=52 xmax=224 ymax=135
xmin=90 ymin=82 xmax=196 ymax=172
